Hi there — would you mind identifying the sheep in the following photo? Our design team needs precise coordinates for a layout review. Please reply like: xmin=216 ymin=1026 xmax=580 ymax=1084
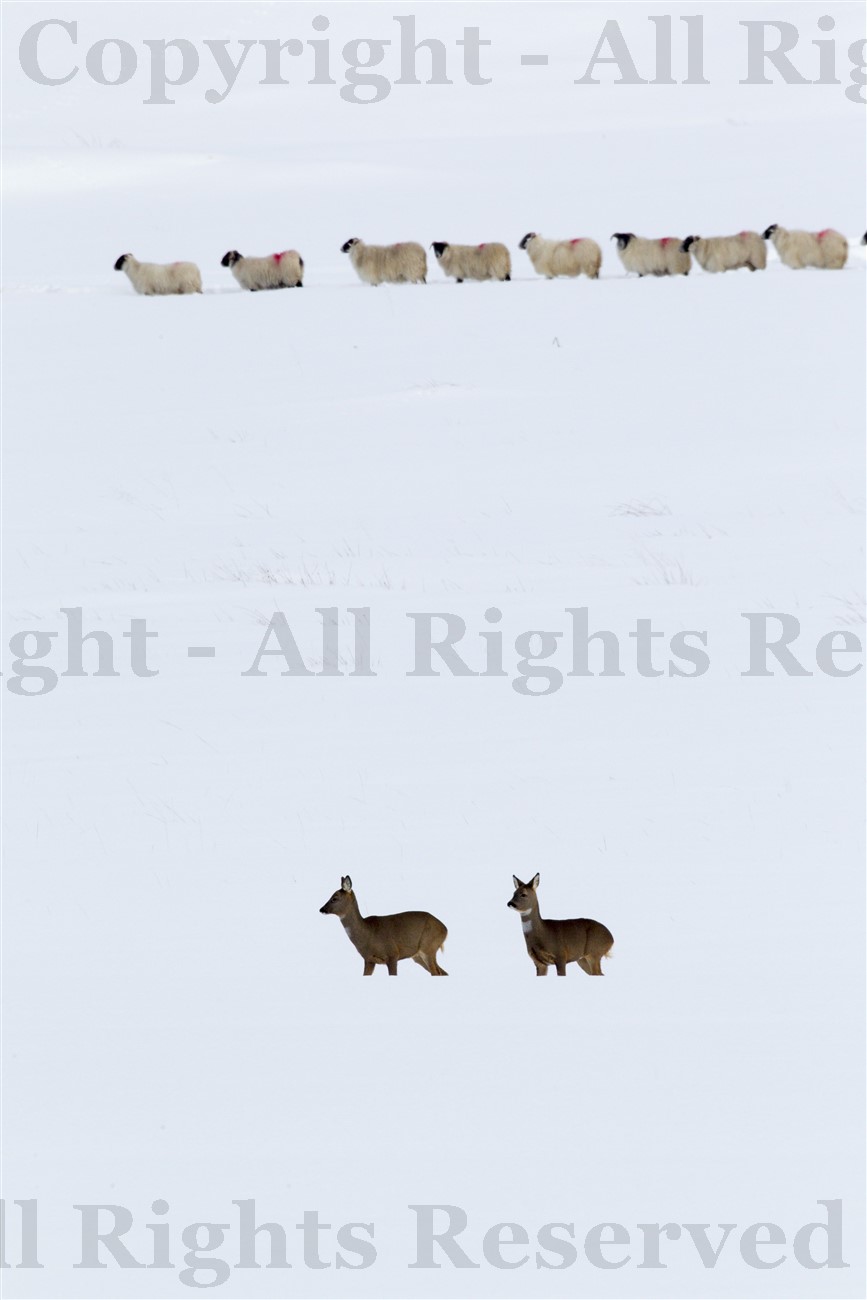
xmin=430 ymin=242 xmax=511 ymax=283
xmin=862 ymin=232 xmax=866 ymax=245
xmin=611 ymin=233 xmax=690 ymax=277
xmin=340 ymin=238 xmax=426 ymax=285
xmin=518 ymin=232 xmax=602 ymax=280
xmin=681 ymin=232 xmax=767 ymax=273
xmin=113 ymin=253 xmax=202 ymax=295
xmin=221 ymin=249 xmax=303 ymax=290
xmin=762 ymin=225 xmax=848 ymax=270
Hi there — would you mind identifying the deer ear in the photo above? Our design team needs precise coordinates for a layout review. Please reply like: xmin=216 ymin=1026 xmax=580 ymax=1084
xmin=512 ymin=875 xmax=521 ymax=889
xmin=530 ymin=873 xmax=540 ymax=889
xmin=341 ymin=876 xmax=352 ymax=891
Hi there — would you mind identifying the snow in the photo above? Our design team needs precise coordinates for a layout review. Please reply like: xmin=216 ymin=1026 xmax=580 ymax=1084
xmin=2 ymin=3 xmax=865 ymax=1297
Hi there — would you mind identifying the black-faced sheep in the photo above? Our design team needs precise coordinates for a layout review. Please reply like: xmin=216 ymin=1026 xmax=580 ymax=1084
xmin=518 ymin=233 xmax=602 ymax=279
xmin=221 ymin=250 xmax=303 ymax=290
xmin=341 ymin=238 xmax=427 ymax=285
xmin=611 ymin=233 xmax=690 ymax=277
xmin=763 ymin=225 xmax=848 ymax=269
xmin=681 ymin=232 xmax=766 ymax=273
xmin=431 ymin=242 xmax=511 ymax=282
xmin=114 ymin=254 xmax=202 ymax=295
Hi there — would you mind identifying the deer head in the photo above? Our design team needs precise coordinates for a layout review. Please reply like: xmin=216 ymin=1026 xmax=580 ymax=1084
xmin=507 ymin=874 xmax=540 ymax=913
xmin=320 ymin=876 xmax=354 ymax=917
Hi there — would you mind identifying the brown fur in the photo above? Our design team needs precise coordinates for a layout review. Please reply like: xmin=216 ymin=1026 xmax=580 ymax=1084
xmin=320 ymin=876 xmax=448 ymax=975
xmin=508 ymin=874 xmax=613 ymax=977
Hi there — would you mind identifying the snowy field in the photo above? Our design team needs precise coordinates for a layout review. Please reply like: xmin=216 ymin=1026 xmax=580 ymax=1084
xmin=2 ymin=3 xmax=866 ymax=1298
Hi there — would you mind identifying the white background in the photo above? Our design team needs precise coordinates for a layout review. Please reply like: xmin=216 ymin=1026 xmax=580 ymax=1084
xmin=2 ymin=2 xmax=865 ymax=1296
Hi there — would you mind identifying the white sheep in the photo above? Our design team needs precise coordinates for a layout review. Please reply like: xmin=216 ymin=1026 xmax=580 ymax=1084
xmin=431 ymin=242 xmax=511 ymax=282
xmin=763 ymin=225 xmax=848 ymax=270
xmin=221 ymin=249 xmax=303 ymax=290
xmin=611 ymin=233 xmax=690 ymax=277
xmin=113 ymin=253 xmax=202 ymax=295
xmin=341 ymin=238 xmax=426 ymax=286
xmin=518 ymin=232 xmax=601 ymax=280
xmin=681 ymin=232 xmax=766 ymax=273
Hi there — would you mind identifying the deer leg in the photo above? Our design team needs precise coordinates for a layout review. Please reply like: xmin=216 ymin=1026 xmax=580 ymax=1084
xmin=363 ymin=960 xmax=376 ymax=976
xmin=533 ymin=960 xmax=548 ymax=976
xmin=430 ymin=950 xmax=448 ymax=975
xmin=387 ymin=958 xmax=398 ymax=976
xmin=555 ymin=961 xmax=567 ymax=977
xmin=419 ymin=950 xmax=447 ymax=975
xmin=413 ymin=952 xmax=443 ymax=975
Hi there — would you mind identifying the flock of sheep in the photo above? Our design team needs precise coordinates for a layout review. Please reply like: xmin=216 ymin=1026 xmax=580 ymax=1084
xmin=113 ymin=225 xmax=864 ymax=295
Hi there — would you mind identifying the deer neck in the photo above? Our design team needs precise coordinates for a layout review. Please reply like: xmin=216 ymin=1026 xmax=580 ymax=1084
xmin=518 ymin=898 xmax=543 ymax=937
xmin=340 ymin=893 xmax=367 ymax=942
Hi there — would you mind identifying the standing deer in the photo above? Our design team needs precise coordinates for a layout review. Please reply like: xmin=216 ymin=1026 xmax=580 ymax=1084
xmin=319 ymin=876 xmax=448 ymax=975
xmin=508 ymin=874 xmax=613 ymax=976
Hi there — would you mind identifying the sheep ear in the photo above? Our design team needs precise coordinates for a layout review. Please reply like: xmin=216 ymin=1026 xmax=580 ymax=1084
xmin=341 ymin=876 xmax=352 ymax=891
xmin=530 ymin=873 xmax=540 ymax=889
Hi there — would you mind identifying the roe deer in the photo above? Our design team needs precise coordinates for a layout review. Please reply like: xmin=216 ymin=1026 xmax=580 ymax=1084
xmin=508 ymin=874 xmax=613 ymax=977
xmin=319 ymin=876 xmax=448 ymax=976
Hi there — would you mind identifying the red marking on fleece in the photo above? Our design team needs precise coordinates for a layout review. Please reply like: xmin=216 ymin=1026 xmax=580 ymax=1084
xmin=738 ymin=231 xmax=751 ymax=238
xmin=569 ymin=238 xmax=583 ymax=245
xmin=660 ymin=237 xmax=673 ymax=247
xmin=817 ymin=229 xmax=832 ymax=239
xmin=272 ymin=252 xmax=283 ymax=263
xmin=478 ymin=243 xmax=486 ymax=250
